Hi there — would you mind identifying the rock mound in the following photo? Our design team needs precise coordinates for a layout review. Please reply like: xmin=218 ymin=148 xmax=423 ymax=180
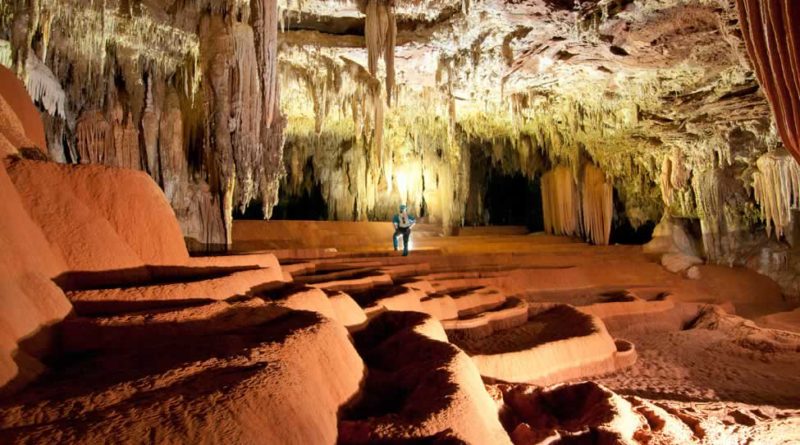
xmin=0 ymin=310 xmax=364 ymax=444
xmin=340 ymin=311 xmax=511 ymax=444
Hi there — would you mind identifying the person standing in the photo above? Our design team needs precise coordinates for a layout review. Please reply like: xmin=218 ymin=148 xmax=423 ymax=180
xmin=392 ymin=204 xmax=416 ymax=256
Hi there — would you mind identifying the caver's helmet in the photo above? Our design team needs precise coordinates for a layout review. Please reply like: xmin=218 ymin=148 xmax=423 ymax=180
xmin=399 ymin=204 xmax=407 ymax=212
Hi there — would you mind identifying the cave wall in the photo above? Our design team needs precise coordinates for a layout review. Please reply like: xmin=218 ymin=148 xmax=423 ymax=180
xmin=1 ymin=0 xmax=285 ymax=252
xmin=273 ymin=0 xmax=799 ymax=295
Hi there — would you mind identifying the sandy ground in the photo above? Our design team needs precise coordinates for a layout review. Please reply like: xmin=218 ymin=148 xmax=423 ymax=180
xmin=596 ymin=324 xmax=800 ymax=407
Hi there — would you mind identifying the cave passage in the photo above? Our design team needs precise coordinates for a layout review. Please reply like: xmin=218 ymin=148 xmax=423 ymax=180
xmin=270 ymin=182 xmax=329 ymax=220
xmin=608 ymin=189 xmax=657 ymax=245
xmin=484 ymin=169 xmax=543 ymax=231
xmin=234 ymin=182 xmax=329 ymax=221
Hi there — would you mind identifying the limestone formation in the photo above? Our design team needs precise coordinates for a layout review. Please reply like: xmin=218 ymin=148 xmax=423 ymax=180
xmin=2 ymin=0 xmax=286 ymax=251
xmin=2 ymin=1 xmax=800 ymax=444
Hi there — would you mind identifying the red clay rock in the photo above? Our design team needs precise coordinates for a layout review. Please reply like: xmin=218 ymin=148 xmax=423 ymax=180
xmin=662 ymin=252 xmax=704 ymax=273
xmin=326 ymin=290 xmax=369 ymax=331
xmin=0 ymin=94 xmax=32 ymax=157
xmin=494 ymin=381 xmax=644 ymax=444
xmin=60 ymin=298 xmax=286 ymax=353
xmin=452 ymin=305 xmax=630 ymax=385
xmin=10 ymin=159 xmax=189 ymax=267
xmin=184 ymin=252 xmax=281 ymax=270
xmin=756 ymin=308 xmax=800 ymax=333
xmin=266 ymin=284 xmax=338 ymax=320
xmin=341 ymin=311 xmax=512 ymax=444
xmin=0 ymin=311 xmax=365 ymax=444
xmin=0 ymin=161 xmax=71 ymax=392
xmin=7 ymin=159 xmax=150 ymax=287
xmin=67 ymin=267 xmax=287 ymax=315
xmin=443 ymin=297 xmax=529 ymax=339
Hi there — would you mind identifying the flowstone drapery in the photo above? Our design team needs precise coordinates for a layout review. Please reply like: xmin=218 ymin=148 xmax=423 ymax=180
xmin=753 ymin=150 xmax=800 ymax=239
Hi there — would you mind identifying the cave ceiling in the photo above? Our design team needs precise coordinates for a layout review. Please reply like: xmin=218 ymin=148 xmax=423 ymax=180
xmin=276 ymin=0 xmax=782 ymax=229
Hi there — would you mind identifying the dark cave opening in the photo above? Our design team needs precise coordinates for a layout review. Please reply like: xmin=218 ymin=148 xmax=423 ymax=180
xmin=610 ymin=218 xmax=656 ymax=245
xmin=234 ymin=157 xmax=329 ymax=221
xmin=233 ymin=183 xmax=329 ymax=221
xmin=484 ymin=169 xmax=544 ymax=231
xmin=609 ymin=189 xmax=657 ymax=245
xmin=233 ymin=200 xmax=265 ymax=220
xmin=270 ymin=181 xmax=329 ymax=220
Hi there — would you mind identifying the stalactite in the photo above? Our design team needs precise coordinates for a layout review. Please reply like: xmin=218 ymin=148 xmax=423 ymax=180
xmin=23 ymin=53 xmax=66 ymax=118
xmin=581 ymin=164 xmax=613 ymax=245
xmin=542 ymin=164 xmax=613 ymax=245
xmin=110 ymin=102 xmax=141 ymax=170
xmin=371 ymin=84 xmax=384 ymax=169
xmin=200 ymin=15 xmax=236 ymax=243
xmin=231 ymin=21 xmax=264 ymax=207
xmin=141 ymin=72 xmax=161 ymax=179
xmin=158 ymin=90 xmax=186 ymax=203
xmin=541 ymin=166 xmax=580 ymax=238
xmin=75 ymin=110 xmax=111 ymax=164
xmin=692 ymin=167 xmax=726 ymax=261
xmin=364 ymin=0 xmax=396 ymax=106
xmin=0 ymin=40 xmax=12 ymax=67
xmin=753 ymin=150 xmax=800 ymax=239
xmin=253 ymin=0 xmax=279 ymax=129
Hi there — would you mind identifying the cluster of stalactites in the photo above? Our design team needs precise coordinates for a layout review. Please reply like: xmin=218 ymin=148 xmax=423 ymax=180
xmin=582 ymin=164 xmax=613 ymax=246
xmin=200 ymin=2 xmax=285 ymax=241
xmin=364 ymin=0 xmax=396 ymax=106
xmin=541 ymin=164 xmax=613 ymax=245
xmin=753 ymin=150 xmax=800 ymax=239
xmin=75 ymin=106 xmax=141 ymax=170
xmin=659 ymin=146 xmax=694 ymax=217
xmin=4 ymin=0 xmax=284 ymax=249
xmin=24 ymin=52 xmax=66 ymax=118
xmin=280 ymin=51 xmax=387 ymax=173
xmin=542 ymin=166 xmax=580 ymax=238
xmin=12 ymin=0 xmax=204 ymax=101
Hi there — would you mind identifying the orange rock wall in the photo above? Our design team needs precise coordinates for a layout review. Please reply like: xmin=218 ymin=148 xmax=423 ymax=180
xmin=0 ymin=97 xmax=72 ymax=392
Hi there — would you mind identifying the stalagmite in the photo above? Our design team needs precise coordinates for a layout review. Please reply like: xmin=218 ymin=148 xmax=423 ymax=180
xmin=582 ymin=164 xmax=613 ymax=246
xmin=753 ymin=150 xmax=800 ymax=239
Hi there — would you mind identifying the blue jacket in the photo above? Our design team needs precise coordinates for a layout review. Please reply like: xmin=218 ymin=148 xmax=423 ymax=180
xmin=393 ymin=213 xmax=415 ymax=229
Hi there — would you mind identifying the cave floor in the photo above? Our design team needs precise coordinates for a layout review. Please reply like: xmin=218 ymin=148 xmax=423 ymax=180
xmin=233 ymin=221 xmax=792 ymax=320
xmin=4 ymin=222 xmax=798 ymax=443
xmin=237 ymin=221 xmax=800 ymax=439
